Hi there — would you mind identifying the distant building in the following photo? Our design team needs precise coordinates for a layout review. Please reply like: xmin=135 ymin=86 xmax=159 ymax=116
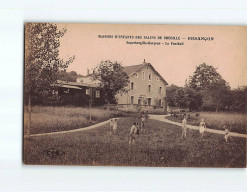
xmin=115 ymin=60 xmax=168 ymax=106
xmin=56 ymin=80 xmax=104 ymax=106
xmin=76 ymin=73 xmax=100 ymax=86
xmin=57 ymin=60 xmax=168 ymax=107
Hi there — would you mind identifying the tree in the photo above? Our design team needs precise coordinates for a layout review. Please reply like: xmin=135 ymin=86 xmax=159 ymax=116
xmin=70 ymin=71 xmax=77 ymax=77
xmin=93 ymin=60 xmax=129 ymax=105
xmin=201 ymin=79 xmax=230 ymax=112
xmin=87 ymin=87 xmax=96 ymax=122
xmin=230 ymin=86 xmax=247 ymax=112
xmin=189 ymin=63 xmax=222 ymax=90
xmin=183 ymin=87 xmax=202 ymax=111
xmin=166 ymin=84 xmax=180 ymax=107
xmin=25 ymin=23 xmax=74 ymax=136
xmin=166 ymin=84 xmax=202 ymax=111
xmin=58 ymin=70 xmax=79 ymax=82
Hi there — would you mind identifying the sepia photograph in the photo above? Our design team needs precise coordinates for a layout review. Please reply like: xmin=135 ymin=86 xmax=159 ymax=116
xmin=23 ymin=23 xmax=247 ymax=167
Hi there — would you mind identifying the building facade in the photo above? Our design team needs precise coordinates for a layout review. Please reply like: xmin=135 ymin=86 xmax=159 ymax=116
xmin=58 ymin=60 xmax=168 ymax=107
xmin=116 ymin=60 xmax=168 ymax=106
xmin=57 ymin=80 xmax=104 ymax=106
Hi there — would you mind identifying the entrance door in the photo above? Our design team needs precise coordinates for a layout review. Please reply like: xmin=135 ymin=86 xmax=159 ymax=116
xmin=131 ymin=96 xmax=134 ymax=104
xmin=148 ymin=98 xmax=151 ymax=106
xmin=159 ymin=99 xmax=162 ymax=106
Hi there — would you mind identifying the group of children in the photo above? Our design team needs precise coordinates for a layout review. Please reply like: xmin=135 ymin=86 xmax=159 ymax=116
xmin=181 ymin=115 xmax=230 ymax=142
xmin=110 ymin=114 xmax=231 ymax=145
xmin=109 ymin=115 xmax=146 ymax=147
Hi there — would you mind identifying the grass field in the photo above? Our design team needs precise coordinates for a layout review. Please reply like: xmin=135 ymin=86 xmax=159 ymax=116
xmin=167 ymin=112 xmax=247 ymax=134
xmin=24 ymin=106 xmax=130 ymax=134
xmin=23 ymin=117 xmax=246 ymax=167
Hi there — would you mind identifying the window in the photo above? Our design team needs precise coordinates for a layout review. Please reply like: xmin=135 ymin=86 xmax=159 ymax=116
xmin=95 ymin=91 xmax=100 ymax=98
xmin=131 ymin=96 xmax=134 ymax=104
xmin=86 ymin=89 xmax=90 ymax=95
xmin=159 ymin=99 xmax=162 ymax=106
xmin=159 ymin=87 xmax=162 ymax=94
xmin=134 ymin=73 xmax=138 ymax=78
xmin=148 ymin=73 xmax=152 ymax=81
xmin=148 ymin=84 xmax=151 ymax=92
xmin=156 ymin=77 xmax=159 ymax=81
xmin=142 ymin=71 xmax=145 ymax=80
xmin=148 ymin=98 xmax=151 ymax=106
xmin=130 ymin=82 xmax=134 ymax=90
xmin=138 ymin=98 xmax=141 ymax=105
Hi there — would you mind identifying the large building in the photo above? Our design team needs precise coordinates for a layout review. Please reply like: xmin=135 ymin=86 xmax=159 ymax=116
xmin=57 ymin=60 xmax=168 ymax=107
xmin=56 ymin=79 xmax=104 ymax=106
xmin=115 ymin=60 xmax=168 ymax=107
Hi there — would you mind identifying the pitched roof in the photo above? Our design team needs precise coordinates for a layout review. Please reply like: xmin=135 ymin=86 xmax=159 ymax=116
xmin=57 ymin=80 xmax=99 ymax=88
xmin=122 ymin=63 xmax=168 ymax=85
xmin=123 ymin=64 xmax=146 ymax=75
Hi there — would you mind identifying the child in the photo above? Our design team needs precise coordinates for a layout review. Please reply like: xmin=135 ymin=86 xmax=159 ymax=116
xmin=109 ymin=119 xmax=114 ymax=136
xmin=129 ymin=122 xmax=138 ymax=146
xmin=113 ymin=119 xmax=118 ymax=134
xmin=136 ymin=122 xmax=140 ymax=135
xmin=224 ymin=125 xmax=230 ymax=142
xmin=141 ymin=115 xmax=146 ymax=133
xmin=181 ymin=116 xmax=187 ymax=138
xmin=199 ymin=118 xmax=206 ymax=137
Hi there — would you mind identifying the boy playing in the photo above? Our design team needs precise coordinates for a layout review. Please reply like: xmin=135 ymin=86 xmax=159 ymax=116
xmin=136 ymin=122 xmax=140 ymax=135
xmin=141 ymin=115 xmax=146 ymax=133
xmin=199 ymin=118 xmax=206 ymax=138
xmin=181 ymin=116 xmax=187 ymax=139
xmin=129 ymin=122 xmax=138 ymax=146
xmin=113 ymin=119 xmax=118 ymax=134
xmin=109 ymin=119 xmax=114 ymax=136
xmin=224 ymin=125 xmax=230 ymax=142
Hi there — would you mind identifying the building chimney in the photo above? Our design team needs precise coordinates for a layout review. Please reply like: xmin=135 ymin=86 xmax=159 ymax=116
xmin=87 ymin=69 xmax=90 ymax=75
xmin=143 ymin=59 xmax=146 ymax=64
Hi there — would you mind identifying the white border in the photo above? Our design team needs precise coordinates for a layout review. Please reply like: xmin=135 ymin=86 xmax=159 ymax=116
xmin=0 ymin=0 xmax=247 ymax=192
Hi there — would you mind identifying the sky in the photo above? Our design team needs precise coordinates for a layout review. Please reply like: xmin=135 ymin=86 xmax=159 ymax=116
xmin=58 ymin=23 xmax=247 ymax=89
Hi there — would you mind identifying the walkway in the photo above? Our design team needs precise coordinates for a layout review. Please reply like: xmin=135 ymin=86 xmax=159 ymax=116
xmin=149 ymin=114 xmax=247 ymax=139
xmin=29 ymin=118 xmax=115 ymax=137
xmin=29 ymin=115 xmax=247 ymax=139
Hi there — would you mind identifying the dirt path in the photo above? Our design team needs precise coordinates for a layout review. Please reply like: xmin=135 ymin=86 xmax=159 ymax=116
xmin=29 ymin=115 xmax=247 ymax=139
xmin=149 ymin=114 xmax=247 ymax=139
xmin=29 ymin=118 xmax=116 ymax=137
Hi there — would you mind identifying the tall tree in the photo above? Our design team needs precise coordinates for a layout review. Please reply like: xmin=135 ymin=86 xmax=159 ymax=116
xmin=58 ymin=70 xmax=79 ymax=82
xmin=165 ymin=84 xmax=180 ymax=107
xmin=25 ymin=23 xmax=74 ymax=136
xmin=183 ymin=87 xmax=202 ymax=111
xmin=166 ymin=84 xmax=202 ymax=111
xmin=189 ymin=63 xmax=222 ymax=90
xmin=230 ymin=86 xmax=247 ymax=112
xmin=93 ymin=60 xmax=129 ymax=105
xmin=201 ymin=79 xmax=230 ymax=112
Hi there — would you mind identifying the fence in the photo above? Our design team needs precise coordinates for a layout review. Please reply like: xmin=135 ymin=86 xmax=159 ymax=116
xmin=102 ymin=104 xmax=166 ymax=114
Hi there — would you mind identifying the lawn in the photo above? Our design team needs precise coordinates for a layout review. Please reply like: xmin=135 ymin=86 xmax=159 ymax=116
xmin=167 ymin=112 xmax=247 ymax=134
xmin=24 ymin=106 xmax=130 ymax=135
xmin=23 ymin=117 xmax=246 ymax=167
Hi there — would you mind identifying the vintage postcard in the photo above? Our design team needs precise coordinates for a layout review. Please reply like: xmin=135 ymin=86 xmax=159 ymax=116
xmin=24 ymin=23 xmax=247 ymax=167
